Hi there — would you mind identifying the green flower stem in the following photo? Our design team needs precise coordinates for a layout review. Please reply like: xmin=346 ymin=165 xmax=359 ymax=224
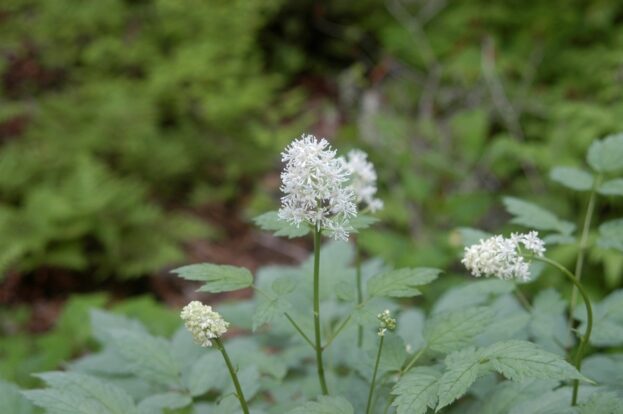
xmin=534 ymin=256 xmax=593 ymax=406
xmin=569 ymin=176 xmax=600 ymax=329
xmin=365 ymin=335 xmax=384 ymax=414
xmin=355 ymin=239 xmax=364 ymax=348
xmin=214 ymin=338 xmax=249 ymax=414
xmin=313 ymin=226 xmax=329 ymax=395
xmin=284 ymin=312 xmax=315 ymax=349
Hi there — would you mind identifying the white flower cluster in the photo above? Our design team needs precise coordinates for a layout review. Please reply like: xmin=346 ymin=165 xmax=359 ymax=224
xmin=461 ymin=231 xmax=546 ymax=282
xmin=343 ymin=149 xmax=383 ymax=213
xmin=180 ymin=301 xmax=229 ymax=347
xmin=278 ymin=134 xmax=357 ymax=240
xmin=377 ymin=309 xmax=396 ymax=337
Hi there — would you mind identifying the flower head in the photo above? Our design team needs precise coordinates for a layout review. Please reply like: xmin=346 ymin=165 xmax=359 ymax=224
xmin=461 ymin=231 xmax=545 ymax=282
xmin=180 ymin=301 xmax=229 ymax=347
xmin=278 ymin=134 xmax=357 ymax=240
xmin=343 ymin=149 xmax=383 ymax=213
xmin=377 ymin=309 xmax=396 ymax=336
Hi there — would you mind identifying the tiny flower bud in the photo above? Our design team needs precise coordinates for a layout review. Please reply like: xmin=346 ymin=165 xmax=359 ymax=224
xmin=377 ymin=309 xmax=396 ymax=336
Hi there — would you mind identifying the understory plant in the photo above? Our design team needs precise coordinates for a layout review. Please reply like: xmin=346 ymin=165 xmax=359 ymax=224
xmin=9 ymin=133 xmax=623 ymax=413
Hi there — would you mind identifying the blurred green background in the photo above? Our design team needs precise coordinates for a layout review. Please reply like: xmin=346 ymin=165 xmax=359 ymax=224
xmin=1 ymin=0 xmax=622 ymax=386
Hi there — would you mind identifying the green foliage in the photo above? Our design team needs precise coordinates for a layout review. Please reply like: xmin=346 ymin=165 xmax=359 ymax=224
xmin=502 ymin=197 xmax=575 ymax=236
xmin=286 ymin=396 xmax=354 ymax=414
xmin=367 ymin=267 xmax=440 ymax=298
xmin=424 ymin=307 xmax=493 ymax=354
xmin=171 ymin=263 xmax=254 ymax=293
xmin=587 ymin=133 xmax=623 ymax=173
xmin=254 ymin=211 xmax=311 ymax=238
xmin=24 ymin=372 xmax=137 ymax=414
xmin=550 ymin=167 xmax=594 ymax=191
xmin=0 ymin=0 xmax=305 ymax=279
xmin=391 ymin=367 xmax=440 ymax=414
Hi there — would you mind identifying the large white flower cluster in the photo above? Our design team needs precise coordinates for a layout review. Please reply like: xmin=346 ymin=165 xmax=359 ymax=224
xmin=343 ymin=149 xmax=383 ymax=213
xmin=180 ymin=301 xmax=229 ymax=347
xmin=461 ymin=231 xmax=545 ymax=282
xmin=278 ymin=134 xmax=357 ymax=240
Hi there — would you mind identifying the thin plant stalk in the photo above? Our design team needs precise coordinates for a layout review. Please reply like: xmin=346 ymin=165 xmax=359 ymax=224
xmin=214 ymin=338 xmax=250 ymax=414
xmin=569 ymin=176 xmax=600 ymax=330
xmin=313 ymin=226 xmax=329 ymax=395
xmin=355 ymin=239 xmax=364 ymax=348
xmin=534 ymin=256 xmax=593 ymax=406
xmin=365 ymin=335 xmax=384 ymax=414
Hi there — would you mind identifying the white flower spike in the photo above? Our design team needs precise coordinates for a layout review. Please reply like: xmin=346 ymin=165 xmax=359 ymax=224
xmin=278 ymin=134 xmax=357 ymax=240
xmin=180 ymin=301 xmax=229 ymax=347
xmin=344 ymin=149 xmax=383 ymax=213
xmin=461 ymin=231 xmax=545 ymax=282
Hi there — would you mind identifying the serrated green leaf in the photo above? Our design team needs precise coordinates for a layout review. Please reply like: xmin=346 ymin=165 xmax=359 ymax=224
xmin=578 ymin=290 xmax=623 ymax=347
xmin=580 ymin=392 xmax=623 ymax=414
xmin=436 ymin=348 xmax=482 ymax=410
xmin=90 ymin=309 xmax=148 ymax=345
xmin=424 ymin=307 xmax=494 ymax=354
xmin=137 ymin=392 xmax=192 ymax=414
xmin=254 ymin=211 xmax=310 ymax=238
xmin=367 ymin=268 xmax=440 ymax=298
xmin=226 ymin=365 xmax=260 ymax=401
xmin=252 ymin=295 xmax=291 ymax=331
xmin=502 ymin=197 xmax=575 ymax=235
xmin=484 ymin=340 xmax=586 ymax=382
xmin=597 ymin=219 xmax=623 ymax=252
xmin=433 ymin=279 xmax=515 ymax=313
xmin=350 ymin=215 xmax=380 ymax=231
xmin=587 ymin=133 xmax=623 ymax=173
xmin=171 ymin=263 xmax=253 ymax=293
xmin=598 ymin=178 xmax=623 ymax=196
xmin=0 ymin=380 xmax=34 ymax=414
xmin=287 ymin=396 xmax=354 ymax=414
xmin=530 ymin=289 xmax=573 ymax=354
xmin=186 ymin=352 xmax=228 ymax=396
xmin=509 ymin=387 xmax=576 ymax=414
xmin=335 ymin=280 xmax=356 ymax=301
xmin=550 ymin=166 xmax=594 ymax=191
xmin=582 ymin=354 xmax=623 ymax=387
xmin=109 ymin=329 xmax=180 ymax=386
xmin=272 ymin=276 xmax=297 ymax=295
xmin=479 ymin=380 xmax=556 ymax=414
xmin=25 ymin=372 xmax=136 ymax=414
xmin=391 ymin=367 xmax=440 ymax=414
xmin=455 ymin=227 xmax=492 ymax=247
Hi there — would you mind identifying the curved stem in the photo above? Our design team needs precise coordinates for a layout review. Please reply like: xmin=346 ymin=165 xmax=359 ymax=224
xmin=214 ymin=338 xmax=249 ymax=414
xmin=569 ymin=176 xmax=600 ymax=328
xmin=313 ymin=227 xmax=329 ymax=395
xmin=355 ymin=240 xmax=364 ymax=348
xmin=534 ymin=256 xmax=593 ymax=406
xmin=365 ymin=335 xmax=384 ymax=414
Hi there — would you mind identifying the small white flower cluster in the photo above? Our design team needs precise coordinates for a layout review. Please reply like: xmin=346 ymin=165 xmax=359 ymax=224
xmin=278 ymin=134 xmax=357 ymax=240
xmin=377 ymin=309 xmax=396 ymax=336
xmin=180 ymin=301 xmax=229 ymax=347
xmin=461 ymin=231 xmax=546 ymax=282
xmin=343 ymin=149 xmax=383 ymax=213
